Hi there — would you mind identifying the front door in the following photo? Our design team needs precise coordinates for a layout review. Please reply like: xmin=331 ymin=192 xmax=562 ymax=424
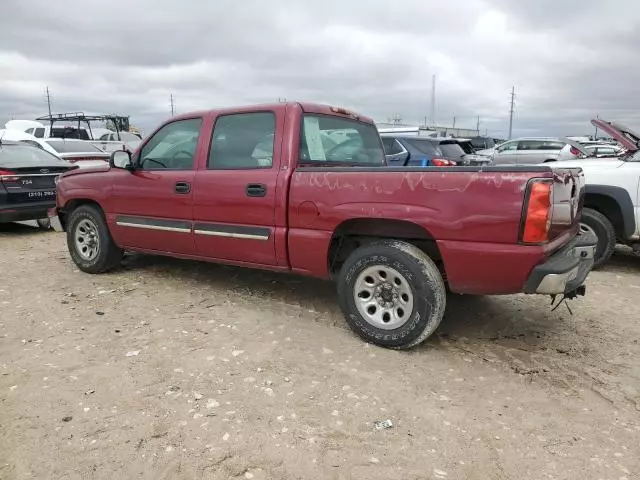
xmin=108 ymin=117 xmax=204 ymax=255
xmin=192 ymin=110 xmax=282 ymax=266
xmin=492 ymin=140 xmax=518 ymax=165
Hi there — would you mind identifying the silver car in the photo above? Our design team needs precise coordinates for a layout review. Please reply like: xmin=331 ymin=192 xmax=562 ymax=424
xmin=482 ymin=137 xmax=582 ymax=165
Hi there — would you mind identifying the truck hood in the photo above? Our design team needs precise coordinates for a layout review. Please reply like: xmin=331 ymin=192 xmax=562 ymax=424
xmin=61 ymin=163 xmax=111 ymax=177
xmin=591 ymin=118 xmax=639 ymax=152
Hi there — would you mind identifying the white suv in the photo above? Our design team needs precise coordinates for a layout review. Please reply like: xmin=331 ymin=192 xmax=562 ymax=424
xmin=478 ymin=137 xmax=582 ymax=165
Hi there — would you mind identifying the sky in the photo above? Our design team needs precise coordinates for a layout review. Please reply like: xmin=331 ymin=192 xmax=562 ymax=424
xmin=1 ymin=0 xmax=639 ymax=138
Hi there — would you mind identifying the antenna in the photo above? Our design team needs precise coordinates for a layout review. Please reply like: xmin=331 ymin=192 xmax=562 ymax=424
xmin=170 ymin=94 xmax=175 ymax=116
xmin=45 ymin=86 xmax=53 ymax=117
xmin=508 ymin=86 xmax=516 ymax=139
xmin=430 ymin=75 xmax=436 ymax=126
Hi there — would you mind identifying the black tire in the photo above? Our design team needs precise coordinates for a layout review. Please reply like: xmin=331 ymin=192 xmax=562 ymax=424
xmin=337 ymin=240 xmax=446 ymax=349
xmin=580 ymin=207 xmax=616 ymax=268
xmin=36 ymin=218 xmax=51 ymax=230
xmin=66 ymin=204 xmax=123 ymax=274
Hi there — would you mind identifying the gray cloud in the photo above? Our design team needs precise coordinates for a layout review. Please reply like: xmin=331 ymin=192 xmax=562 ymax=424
xmin=1 ymin=0 xmax=639 ymax=137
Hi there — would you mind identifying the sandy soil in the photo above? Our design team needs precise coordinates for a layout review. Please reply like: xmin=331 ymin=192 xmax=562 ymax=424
xmin=1 ymin=223 xmax=639 ymax=480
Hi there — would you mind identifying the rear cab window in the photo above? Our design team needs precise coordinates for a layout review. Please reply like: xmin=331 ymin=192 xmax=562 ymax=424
xmin=300 ymin=115 xmax=385 ymax=166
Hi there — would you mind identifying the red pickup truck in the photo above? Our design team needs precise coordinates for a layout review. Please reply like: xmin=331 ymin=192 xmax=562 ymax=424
xmin=51 ymin=102 xmax=596 ymax=349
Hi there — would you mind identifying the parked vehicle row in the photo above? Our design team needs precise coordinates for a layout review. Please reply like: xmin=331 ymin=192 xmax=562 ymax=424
xmin=381 ymin=135 xmax=490 ymax=166
xmin=46 ymin=102 xmax=596 ymax=350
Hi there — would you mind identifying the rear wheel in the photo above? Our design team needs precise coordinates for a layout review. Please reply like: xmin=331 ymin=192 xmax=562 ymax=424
xmin=337 ymin=240 xmax=446 ymax=349
xmin=580 ymin=207 xmax=616 ymax=268
xmin=66 ymin=205 xmax=123 ymax=273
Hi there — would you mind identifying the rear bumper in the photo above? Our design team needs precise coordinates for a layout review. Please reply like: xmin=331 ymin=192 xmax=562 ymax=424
xmin=0 ymin=202 xmax=54 ymax=223
xmin=523 ymin=231 xmax=597 ymax=295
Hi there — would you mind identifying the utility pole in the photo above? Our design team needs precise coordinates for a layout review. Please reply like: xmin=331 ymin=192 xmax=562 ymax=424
xmin=430 ymin=75 xmax=436 ymax=126
xmin=170 ymin=94 xmax=175 ymax=116
xmin=45 ymin=86 xmax=53 ymax=117
xmin=508 ymin=86 xmax=516 ymax=139
xmin=476 ymin=116 xmax=480 ymax=135
xmin=452 ymin=116 xmax=456 ymax=128
xmin=594 ymin=113 xmax=599 ymax=140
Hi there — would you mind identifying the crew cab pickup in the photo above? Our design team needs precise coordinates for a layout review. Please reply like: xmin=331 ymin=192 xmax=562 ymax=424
xmin=51 ymin=102 xmax=596 ymax=349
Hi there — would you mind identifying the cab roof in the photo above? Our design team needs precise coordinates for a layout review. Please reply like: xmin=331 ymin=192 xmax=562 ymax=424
xmin=171 ymin=102 xmax=375 ymax=125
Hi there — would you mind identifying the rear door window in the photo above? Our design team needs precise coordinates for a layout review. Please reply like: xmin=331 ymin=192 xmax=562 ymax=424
xmin=517 ymin=140 xmax=544 ymax=151
xmin=208 ymin=112 xmax=276 ymax=169
xmin=300 ymin=115 xmax=385 ymax=165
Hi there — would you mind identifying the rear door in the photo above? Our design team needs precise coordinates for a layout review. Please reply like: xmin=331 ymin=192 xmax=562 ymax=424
xmin=107 ymin=117 xmax=204 ymax=255
xmin=192 ymin=109 xmax=284 ymax=266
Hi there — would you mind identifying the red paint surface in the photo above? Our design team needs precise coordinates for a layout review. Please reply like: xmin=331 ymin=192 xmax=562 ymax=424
xmin=56 ymin=102 xmax=583 ymax=295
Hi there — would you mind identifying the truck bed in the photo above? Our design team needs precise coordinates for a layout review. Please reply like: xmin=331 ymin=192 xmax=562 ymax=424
xmin=288 ymin=165 xmax=584 ymax=294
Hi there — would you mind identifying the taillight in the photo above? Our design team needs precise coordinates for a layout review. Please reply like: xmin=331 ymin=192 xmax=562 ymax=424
xmin=0 ymin=169 xmax=19 ymax=183
xmin=569 ymin=146 xmax=580 ymax=156
xmin=521 ymin=180 xmax=552 ymax=244
xmin=431 ymin=158 xmax=455 ymax=166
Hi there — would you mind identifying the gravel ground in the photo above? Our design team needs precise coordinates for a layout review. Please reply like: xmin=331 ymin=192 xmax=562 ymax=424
xmin=1 ymin=223 xmax=639 ymax=480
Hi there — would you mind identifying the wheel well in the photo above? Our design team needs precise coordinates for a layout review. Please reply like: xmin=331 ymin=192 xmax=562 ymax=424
xmin=59 ymin=199 xmax=103 ymax=230
xmin=327 ymin=218 xmax=444 ymax=278
xmin=583 ymin=193 xmax=624 ymax=239
xmin=543 ymin=159 xmax=556 ymax=163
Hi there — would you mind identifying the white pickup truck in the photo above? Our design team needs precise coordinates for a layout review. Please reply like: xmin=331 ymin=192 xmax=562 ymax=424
xmin=554 ymin=119 xmax=640 ymax=267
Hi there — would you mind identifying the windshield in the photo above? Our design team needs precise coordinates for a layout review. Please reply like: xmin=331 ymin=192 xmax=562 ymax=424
xmin=403 ymin=138 xmax=439 ymax=156
xmin=438 ymin=142 xmax=466 ymax=160
xmin=300 ymin=115 xmax=385 ymax=165
xmin=471 ymin=137 xmax=495 ymax=149
xmin=0 ymin=144 xmax=67 ymax=166
xmin=46 ymin=140 xmax=104 ymax=153
xmin=50 ymin=127 xmax=90 ymax=140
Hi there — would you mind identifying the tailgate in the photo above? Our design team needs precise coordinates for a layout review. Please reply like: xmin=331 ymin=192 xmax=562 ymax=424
xmin=548 ymin=167 xmax=584 ymax=243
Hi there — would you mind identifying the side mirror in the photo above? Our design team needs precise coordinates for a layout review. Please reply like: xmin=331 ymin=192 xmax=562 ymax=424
xmin=110 ymin=150 xmax=133 ymax=169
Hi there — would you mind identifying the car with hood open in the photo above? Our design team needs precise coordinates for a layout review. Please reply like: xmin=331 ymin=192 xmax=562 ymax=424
xmin=552 ymin=119 xmax=640 ymax=267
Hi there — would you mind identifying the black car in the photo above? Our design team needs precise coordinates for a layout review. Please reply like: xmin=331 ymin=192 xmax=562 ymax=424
xmin=381 ymin=135 xmax=490 ymax=167
xmin=469 ymin=136 xmax=496 ymax=151
xmin=0 ymin=140 xmax=75 ymax=225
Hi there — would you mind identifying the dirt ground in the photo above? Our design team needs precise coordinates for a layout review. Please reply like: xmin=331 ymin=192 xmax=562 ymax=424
xmin=1 ymin=223 xmax=639 ymax=480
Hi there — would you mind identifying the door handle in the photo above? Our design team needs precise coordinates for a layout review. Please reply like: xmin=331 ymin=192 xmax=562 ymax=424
xmin=175 ymin=181 xmax=191 ymax=194
xmin=246 ymin=183 xmax=267 ymax=197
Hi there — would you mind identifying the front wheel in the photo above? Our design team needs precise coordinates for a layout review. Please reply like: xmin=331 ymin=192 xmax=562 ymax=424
xmin=580 ymin=208 xmax=616 ymax=268
xmin=337 ymin=240 xmax=446 ymax=349
xmin=66 ymin=205 xmax=123 ymax=274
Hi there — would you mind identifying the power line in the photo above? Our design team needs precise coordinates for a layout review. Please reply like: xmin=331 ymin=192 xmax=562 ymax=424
xmin=508 ymin=86 xmax=516 ymax=139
